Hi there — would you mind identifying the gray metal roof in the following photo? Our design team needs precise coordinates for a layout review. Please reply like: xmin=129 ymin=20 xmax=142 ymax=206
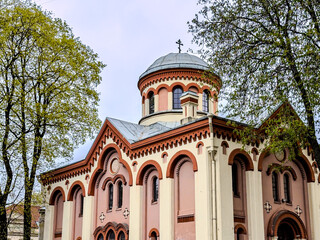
xmin=139 ymin=53 xmax=209 ymax=79
xmin=107 ymin=117 xmax=181 ymax=143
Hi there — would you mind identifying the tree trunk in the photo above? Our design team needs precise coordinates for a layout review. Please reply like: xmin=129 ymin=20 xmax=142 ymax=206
xmin=23 ymin=183 xmax=32 ymax=240
xmin=0 ymin=200 xmax=8 ymax=240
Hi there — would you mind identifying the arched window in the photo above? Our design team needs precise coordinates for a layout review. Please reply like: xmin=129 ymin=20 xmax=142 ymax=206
xmin=232 ymin=163 xmax=239 ymax=197
xmin=97 ymin=233 xmax=104 ymax=240
xmin=283 ymin=174 xmax=291 ymax=203
xmin=79 ymin=194 xmax=84 ymax=217
xmin=54 ymin=193 xmax=64 ymax=237
xmin=202 ymin=90 xmax=210 ymax=112
xmin=107 ymin=230 xmax=115 ymax=240
xmin=149 ymin=92 xmax=154 ymax=114
xmin=117 ymin=181 xmax=123 ymax=208
xmin=173 ymin=86 xmax=183 ymax=109
xmin=152 ymin=177 xmax=159 ymax=203
xmin=272 ymin=172 xmax=279 ymax=202
xmin=150 ymin=231 xmax=157 ymax=240
xmin=236 ymin=228 xmax=245 ymax=240
xmin=118 ymin=232 xmax=125 ymax=240
xmin=108 ymin=184 xmax=113 ymax=210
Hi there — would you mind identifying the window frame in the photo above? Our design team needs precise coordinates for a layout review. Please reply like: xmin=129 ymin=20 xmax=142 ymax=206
xmin=108 ymin=183 xmax=114 ymax=211
xmin=152 ymin=176 xmax=159 ymax=203
xmin=148 ymin=91 xmax=155 ymax=114
xmin=117 ymin=181 xmax=123 ymax=209
xmin=202 ymin=90 xmax=210 ymax=112
xmin=272 ymin=171 xmax=280 ymax=203
xmin=172 ymin=87 xmax=183 ymax=109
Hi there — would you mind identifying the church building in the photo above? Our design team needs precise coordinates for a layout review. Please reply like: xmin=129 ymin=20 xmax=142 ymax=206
xmin=40 ymin=52 xmax=320 ymax=240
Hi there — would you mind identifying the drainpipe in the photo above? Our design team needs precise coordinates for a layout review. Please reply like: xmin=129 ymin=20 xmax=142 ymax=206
xmin=208 ymin=113 xmax=218 ymax=240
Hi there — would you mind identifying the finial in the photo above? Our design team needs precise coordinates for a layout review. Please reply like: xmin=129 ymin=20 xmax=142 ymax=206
xmin=176 ymin=39 xmax=183 ymax=53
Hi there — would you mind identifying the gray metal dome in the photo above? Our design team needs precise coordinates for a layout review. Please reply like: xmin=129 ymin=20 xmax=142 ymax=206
xmin=139 ymin=53 xmax=208 ymax=79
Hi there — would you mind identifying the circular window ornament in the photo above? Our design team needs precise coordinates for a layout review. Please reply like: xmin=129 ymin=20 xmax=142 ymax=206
xmin=275 ymin=150 xmax=286 ymax=162
xmin=110 ymin=158 xmax=120 ymax=174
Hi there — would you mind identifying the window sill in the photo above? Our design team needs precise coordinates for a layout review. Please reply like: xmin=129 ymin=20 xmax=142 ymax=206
xmin=151 ymin=201 xmax=158 ymax=205
xmin=116 ymin=208 xmax=122 ymax=211
xmin=107 ymin=209 xmax=112 ymax=213
xmin=274 ymin=200 xmax=281 ymax=204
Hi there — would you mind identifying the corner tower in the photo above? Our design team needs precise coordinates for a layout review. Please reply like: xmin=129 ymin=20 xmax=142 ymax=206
xmin=138 ymin=53 xmax=221 ymax=125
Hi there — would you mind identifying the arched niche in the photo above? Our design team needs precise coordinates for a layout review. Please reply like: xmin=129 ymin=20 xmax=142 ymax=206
xmin=88 ymin=144 xmax=133 ymax=196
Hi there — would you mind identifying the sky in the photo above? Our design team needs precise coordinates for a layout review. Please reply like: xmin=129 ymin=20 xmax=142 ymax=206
xmin=33 ymin=0 xmax=203 ymax=162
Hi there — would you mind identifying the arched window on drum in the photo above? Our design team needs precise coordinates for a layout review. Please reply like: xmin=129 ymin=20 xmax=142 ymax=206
xmin=202 ymin=90 xmax=210 ymax=112
xmin=172 ymin=86 xmax=183 ymax=109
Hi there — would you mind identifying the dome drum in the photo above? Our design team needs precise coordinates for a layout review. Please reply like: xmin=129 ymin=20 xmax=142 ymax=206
xmin=138 ymin=53 xmax=220 ymax=125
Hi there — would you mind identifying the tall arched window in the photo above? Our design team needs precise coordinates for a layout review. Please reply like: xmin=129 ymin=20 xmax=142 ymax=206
xmin=272 ymin=172 xmax=279 ymax=202
xmin=232 ymin=163 xmax=239 ymax=197
xmin=118 ymin=181 xmax=123 ymax=208
xmin=79 ymin=194 xmax=84 ymax=217
xmin=107 ymin=230 xmax=115 ymax=240
xmin=283 ymin=174 xmax=291 ymax=203
xmin=150 ymin=231 xmax=157 ymax=240
xmin=118 ymin=232 xmax=125 ymax=240
xmin=97 ymin=234 xmax=104 ymax=240
xmin=54 ymin=193 xmax=64 ymax=238
xmin=108 ymin=184 xmax=113 ymax=210
xmin=149 ymin=92 xmax=154 ymax=114
xmin=202 ymin=90 xmax=210 ymax=112
xmin=152 ymin=177 xmax=159 ymax=203
xmin=173 ymin=86 xmax=183 ymax=109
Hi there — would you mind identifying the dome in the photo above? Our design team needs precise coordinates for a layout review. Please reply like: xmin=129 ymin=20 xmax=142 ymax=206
xmin=139 ymin=53 xmax=208 ymax=79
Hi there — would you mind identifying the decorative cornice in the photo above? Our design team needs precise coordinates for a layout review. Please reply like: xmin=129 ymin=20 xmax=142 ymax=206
xmin=137 ymin=68 xmax=221 ymax=94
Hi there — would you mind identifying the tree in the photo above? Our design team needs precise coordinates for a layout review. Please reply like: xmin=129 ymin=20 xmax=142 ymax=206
xmin=0 ymin=1 xmax=105 ymax=239
xmin=189 ymin=0 xmax=320 ymax=165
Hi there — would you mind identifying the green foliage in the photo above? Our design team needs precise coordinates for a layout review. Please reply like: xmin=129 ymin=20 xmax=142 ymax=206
xmin=189 ymin=0 xmax=320 ymax=165
xmin=0 ymin=1 xmax=105 ymax=239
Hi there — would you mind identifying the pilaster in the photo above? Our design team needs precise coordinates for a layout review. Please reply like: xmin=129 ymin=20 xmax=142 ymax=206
xmin=246 ymin=170 xmax=265 ymax=239
xmin=194 ymin=148 xmax=213 ymax=240
xmin=159 ymin=177 xmax=174 ymax=240
xmin=168 ymin=92 xmax=173 ymax=110
xmin=154 ymin=94 xmax=159 ymax=112
xmin=61 ymin=201 xmax=73 ymax=240
xmin=129 ymin=184 xmax=143 ymax=239
xmin=82 ymin=196 xmax=95 ymax=240
xmin=216 ymin=147 xmax=234 ymax=240
xmin=43 ymin=204 xmax=54 ymax=240
xmin=307 ymin=181 xmax=320 ymax=239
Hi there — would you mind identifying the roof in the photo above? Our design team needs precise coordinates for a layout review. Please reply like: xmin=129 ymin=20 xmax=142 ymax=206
xmin=139 ymin=53 xmax=208 ymax=79
xmin=107 ymin=116 xmax=202 ymax=144
xmin=6 ymin=205 xmax=40 ymax=228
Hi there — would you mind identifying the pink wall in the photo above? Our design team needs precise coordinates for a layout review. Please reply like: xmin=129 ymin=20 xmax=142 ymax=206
xmin=94 ymin=152 xmax=130 ymax=230
xmin=174 ymin=160 xmax=195 ymax=240
xmin=142 ymin=169 xmax=160 ymax=239
xmin=261 ymin=152 xmax=311 ymax=238
xmin=72 ymin=188 xmax=83 ymax=240
xmin=158 ymin=88 xmax=168 ymax=111
xmin=54 ymin=194 xmax=63 ymax=240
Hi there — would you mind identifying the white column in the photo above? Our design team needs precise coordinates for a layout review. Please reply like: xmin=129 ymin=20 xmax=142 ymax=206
xmin=159 ymin=177 xmax=174 ymax=240
xmin=82 ymin=195 xmax=95 ymax=240
xmin=194 ymin=149 xmax=213 ymax=240
xmin=246 ymin=170 xmax=265 ymax=239
xmin=43 ymin=204 xmax=54 ymax=240
xmin=307 ymin=182 xmax=320 ymax=239
xmin=129 ymin=185 xmax=143 ymax=239
xmin=61 ymin=201 xmax=73 ymax=240
xmin=216 ymin=148 xmax=234 ymax=240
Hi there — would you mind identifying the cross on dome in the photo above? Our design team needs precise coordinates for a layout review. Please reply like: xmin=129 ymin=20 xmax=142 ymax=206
xmin=176 ymin=39 xmax=183 ymax=53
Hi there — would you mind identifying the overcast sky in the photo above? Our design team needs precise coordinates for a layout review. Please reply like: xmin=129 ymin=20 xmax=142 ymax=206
xmin=33 ymin=0 xmax=203 ymax=162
